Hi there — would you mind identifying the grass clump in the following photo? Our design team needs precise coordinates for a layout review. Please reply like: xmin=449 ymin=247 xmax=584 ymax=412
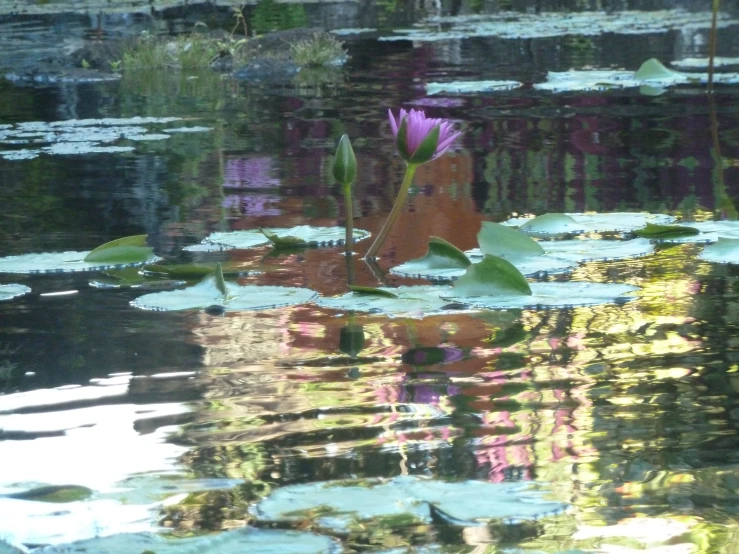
xmin=123 ymin=32 xmax=246 ymax=70
xmin=291 ymin=33 xmax=347 ymax=67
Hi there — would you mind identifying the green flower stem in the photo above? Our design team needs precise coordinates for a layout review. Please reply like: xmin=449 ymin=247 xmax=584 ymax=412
xmin=343 ymin=183 xmax=354 ymax=258
xmin=364 ymin=163 xmax=418 ymax=260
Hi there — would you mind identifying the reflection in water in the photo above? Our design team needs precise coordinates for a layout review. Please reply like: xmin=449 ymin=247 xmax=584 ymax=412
xmin=1 ymin=10 xmax=739 ymax=552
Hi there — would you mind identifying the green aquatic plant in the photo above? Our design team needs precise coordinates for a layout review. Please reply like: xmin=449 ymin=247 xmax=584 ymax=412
xmin=0 ymin=235 xmax=157 ymax=274
xmin=332 ymin=134 xmax=357 ymax=257
xmin=122 ymin=32 xmax=238 ymax=70
xmin=364 ymin=108 xmax=462 ymax=259
xmin=291 ymin=32 xmax=347 ymax=67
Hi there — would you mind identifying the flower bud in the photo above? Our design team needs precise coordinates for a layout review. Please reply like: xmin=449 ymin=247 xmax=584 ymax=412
xmin=332 ymin=134 xmax=357 ymax=187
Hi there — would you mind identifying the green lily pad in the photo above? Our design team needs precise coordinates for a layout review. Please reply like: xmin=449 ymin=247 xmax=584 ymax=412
xmin=32 ymin=527 xmax=338 ymax=554
xmin=518 ymin=214 xmax=583 ymax=237
xmin=130 ymin=275 xmax=317 ymax=312
xmin=253 ymin=476 xmax=568 ymax=531
xmin=634 ymin=58 xmax=686 ymax=81
xmin=453 ymin=255 xmax=532 ymax=297
xmin=504 ymin=212 xmax=675 ymax=236
xmin=650 ymin=221 xmax=739 ymax=244
xmin=478 ymin=222 xmax=545 ymax=258
xmin=534 ymin=58 xmax=739 ymax=93
xmin=84 ymin=235 xmax=154 ymax=264
xmin=0 ymin=251 xmax=159 ymax=274
xmin=389 ymin=237 xmax=470 ymax=280
xmin=699 ymin=237 xmax=739 ymax=264
xmin=3 ymin=485 xmax=93 ymax=503
xmin=380 ymin=9 xmax=739 ymax=42
xmin=0 ymin=284 xmax=31 ymax=300
xmin=348 ymin=285 xmax=399 ymax=298
xmin=425 ymin=80 xmax=522 ymax=95
xmin=201 ymin=226 xmax=371 ymax=250
xmin=444 ymin=281 xmax=639 ymax=309
xmin=315 ymin=285 xmax=458 ymax=318
xmin=634 ymin=222 xmax=700 ymax=239
xmin=467 ymin=238 xmax=655 ymax=265
xmin=535 ymin=237 xmax=655 ymax=262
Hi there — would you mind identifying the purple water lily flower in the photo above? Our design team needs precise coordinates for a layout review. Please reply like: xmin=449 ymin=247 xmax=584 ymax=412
xmin=388 ymin=108 xmax=461 ymax=165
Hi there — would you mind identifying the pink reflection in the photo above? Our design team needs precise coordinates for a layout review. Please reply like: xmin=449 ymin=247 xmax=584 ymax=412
xmin=224 ymin=156 xmax=281 ymax=189
xmin=223 ymin=194 xmax=281 ymax=217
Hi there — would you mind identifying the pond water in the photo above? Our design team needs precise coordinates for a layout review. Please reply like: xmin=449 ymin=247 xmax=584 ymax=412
xmin=1 ymin=5 xmax=739 ymax=553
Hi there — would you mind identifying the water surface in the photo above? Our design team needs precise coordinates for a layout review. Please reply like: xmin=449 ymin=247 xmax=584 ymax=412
xmin=1 ymin=7 xmax=739 ymax=552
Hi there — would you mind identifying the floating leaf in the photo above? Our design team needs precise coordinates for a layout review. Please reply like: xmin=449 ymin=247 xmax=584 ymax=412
xmin=348 ymin=285 xmax=398 ymax=298
xmin=4 ymin=485 xmax=93 ymax=503
xmin=213 ymin=263 xmax=228 ymax=298
xmin=389 ymin=237 xmax=470 ymax=280
xmin=316 ymin=285 xmax=456 ymax=318
xmin=672 ymin=56 xmax=739 ymax=69
xmin=445 ymin=281 xmax=639 ymax=309
xmin=202 ymin=226 xmax=371 ymax=250
xmin=425 ymin=80 xmax=522 ymax=95
xmin=32 ymin=527 xmax=338 ymax=554
xmin=0 ymin=284 xmax=31 ymax=301
xmin=537 ymin=237 xmax=655 ymax=262
xmin=503 ymin=212 xmax=675 ymax=236
xmin=453 ymin=255 xmax=532 ymax=297
xmin=478 ymin=222 xmax=544 ymax=258
xmin=253 ymin=476 xmax=568 ymax=531
xmin=634 ymin=58 xmax=686 ymax=81
xmin=261 ymin=228 xmax=308 ymax=247
xmin=635 ymin=222 xmax=700 ymax=239
xmin=83 ymin=235 xmax=153 ymax=264
xmin=650 ymin=220 xmax=739 ymax=244
xmin=131 ymin=276 xmax=316 ymax=312
xmin=517 ymin=214 xmax=584 ymax=238
xmin=699 ymin=237 xmax=739 ymax=264
xmin=0 ymin=251 xmax=158 ymax=274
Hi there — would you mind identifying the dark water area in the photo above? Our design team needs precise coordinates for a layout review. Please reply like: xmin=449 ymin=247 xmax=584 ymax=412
xmin=1 ymin=5 xmax=739 ymax=553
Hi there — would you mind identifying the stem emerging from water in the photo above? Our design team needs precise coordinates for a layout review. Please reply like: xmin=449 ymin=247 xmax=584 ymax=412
xmin=343 ymin=183 xmax=355 ymax=285
xmin=708 ymin=0 xmax=720 ymax=93
xmin=343 ymin=184 xmax=354 ymax=257
xmin=364 ymin=163 xmax=418 ymax=260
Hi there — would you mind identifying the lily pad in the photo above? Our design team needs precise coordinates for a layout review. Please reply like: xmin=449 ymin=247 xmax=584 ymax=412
xmin=348 ymin=285 xmax=399 ymax=298
xmin=478 ymin=222 xmax=545 ymax=257
xmin=0 ymin=284 xmax=31 ymax=301
xmin=0 ymin=251 xmax=159 ymax=274
xmin=0 ymin=117 xmax=194 ymax=161
xmin=533 ymin=237 xmax=655 ymax=262
xmin=253 ymin=476 xmax=567 ymax=531
xmin=445 ymin=281 xmax=639 ymax=309
xmin=453 ymin=255 xmax=532 ymax=297
xmin=671 ymin=57 xmax=739 ymax=69
xmin=650 ymin=220 xmax=739 ymax=244
xmin=84 ymin=235 xmax=153 ymax=264
xmin=503 ymin=212 xmax=675 ymax=236
xmin=379 ymin=9 xmax=739 ymax=42
xmin=425 ymin=80 xmax=522 ymax=95
xmin=534 ymin=58 xmax=739 ymax=93
xmin=389 ymin=237 xmax=470 ymax=280
xmin=468 ymin=238 xmax=654 ymax=265
xmin=200 ymin=226 xmax=371 ymax=250
xmin=315 ymin=285 xmax=458 ymax=318
xmin=131 ymin=275 xmax=317 ymax=312
xmin=30 ymin=527 xmax=338 ymax=554
xmin=634 ymin=222 xmax=700 ymax=240
xmin=699 ymin=237 xmax=739 ymax=264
